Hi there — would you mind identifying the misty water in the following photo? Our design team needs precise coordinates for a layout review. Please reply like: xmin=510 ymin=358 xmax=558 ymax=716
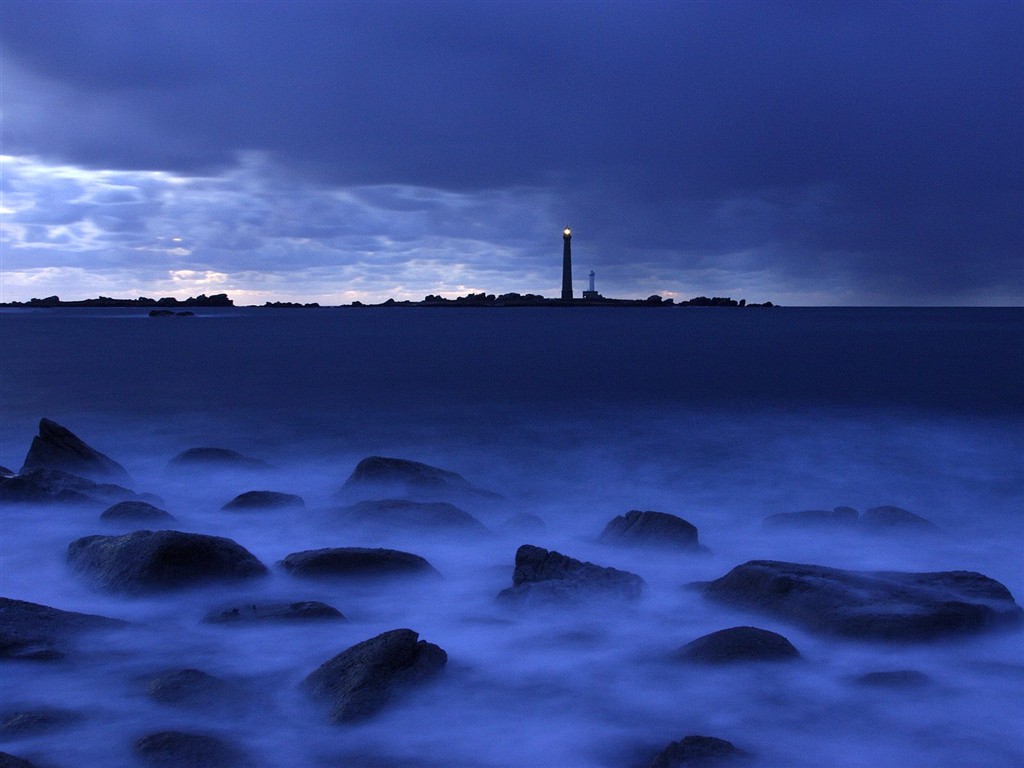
xmin=1 ymin=307 xmax=1022 ymax=767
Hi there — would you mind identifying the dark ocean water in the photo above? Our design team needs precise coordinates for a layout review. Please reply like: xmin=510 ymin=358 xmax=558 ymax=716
xmin=0 ymin=307 xmax=1022 ymax=767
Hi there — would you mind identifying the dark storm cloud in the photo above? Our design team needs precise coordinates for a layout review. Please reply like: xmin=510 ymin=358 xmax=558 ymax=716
xmin=1 ymin=0 xmax=1021 ymax=303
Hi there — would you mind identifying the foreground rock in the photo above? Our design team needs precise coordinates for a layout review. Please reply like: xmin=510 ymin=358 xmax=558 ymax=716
xmin=497 ymin=544 xmax=644 ymax=605
xmin=167 ymin=448 xmax=272 ymax=471
xmin=279 ymin=548 xmax=439 ymax=579
xmin=203 ymin=601 xmax=345 ymax=624
xmin=0 ymin=597 xmax=125 ymax=660
xmin=19 ymin=418 xmax=131 ymax=484
xmin=301 ymin=628 xmax=447 ymax=722
xmin=700 ymin=560 xmax=1023 ymax=640
xmin=221 ymin=491 xmax=304 ymax=511
xmin=339 ymin=456 xmax=499 ymax=502
xmin=650 ymin=735 xmax=747 ymax=767
xmin=675 ymin=626 xmax=800 ymax=664
xmin=101 ymin=500 xmax=176 ymax=523
xmin=67 ymin=530 xmax=267 ymax=594
xmin=599 ymin=510 xmax=707 ymax=552
xmin=336 ymin=499 xmax=489 ymax=533
xmin=1 ymin=468 xmax=143 ymax=506
xmin=134 ymin=730 xmax=245 ymax=767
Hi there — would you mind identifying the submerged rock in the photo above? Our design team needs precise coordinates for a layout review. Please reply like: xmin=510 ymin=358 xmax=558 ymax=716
xmin=339 ymin=456 xmax=499 ymax=502
xmin=134 ymin=730 xmax=246 ymax=767
xmin=599 ymin=510 xmax=707 ymax=551
xmin=203 ymin=601 xmax=345 ymax=624
xmin=1 ymin=468 xmax=142 ymax=506
xmin=101 ymin=500 xmax=176 ymax=523
xmin=498 ymin=512 xmax=546 ymax=533
xmin=675 ymin=626 xmax=800 ymax=664
xmin=221 ymin=490 xmax=304 ymax=511
xmin=301 ymin=628 xmax=447 ymax=722
xmin=0 ymin=752 xmax=38 ymax=768
xmin=279 ymin=548 xmax=439 ymax=579
xmin=167 ymin=448 xmax=272 ymax=471
xmin=762 ymin=508 xmax=859 ymax=529
xmin=853 ymin=669 xmax=932 ymax=688
xmin=699 ymin=560 xmax=1023 ymax=640
xmin=19 ymin=418 xmax=131 ymax=484
xmin=649 ymin=735 xmax=747 ymax=767
xmin=67 ymin=530 xmax=268 ymax=593
xmin=146 ymin=669 xmax=233 ymax=708
xmin=0 ymin=597 xmax=125 ymax=661
xmin=860 ymin=505 xmax=938 ymax=532
xmin=0 ymin=707 xmax=81 ymax=737
xmin=336 ymin=499 xmax=488 ymax=533
xmin=497 ymin=544 xmax=645 ymax=605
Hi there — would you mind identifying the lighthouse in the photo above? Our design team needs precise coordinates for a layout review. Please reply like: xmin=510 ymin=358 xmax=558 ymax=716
xmin=561 ymin=228 xmax=573 ymax=301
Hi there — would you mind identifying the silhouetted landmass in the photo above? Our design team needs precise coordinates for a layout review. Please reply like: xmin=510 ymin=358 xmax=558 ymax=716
xmin=1 ymin=293 xmax=234 ymax=308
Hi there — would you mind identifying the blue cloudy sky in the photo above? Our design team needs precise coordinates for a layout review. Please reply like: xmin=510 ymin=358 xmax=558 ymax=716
xmin=1 ymin=0 xmax=1021 ymax=305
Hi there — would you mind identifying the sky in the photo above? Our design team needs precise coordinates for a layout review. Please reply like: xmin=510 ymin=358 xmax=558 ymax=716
xmin=1 ymin=0 xmax=1021 ymax=306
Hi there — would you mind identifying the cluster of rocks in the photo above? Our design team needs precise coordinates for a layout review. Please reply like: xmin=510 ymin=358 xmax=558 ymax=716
xmin=2 ymin=418 xmax=1022 ymax=767
xmin=763 ymin=505 xmax=938 ymax=533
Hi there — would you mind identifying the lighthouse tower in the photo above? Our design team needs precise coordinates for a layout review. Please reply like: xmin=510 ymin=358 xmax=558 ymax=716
xmin=561 ymin=228 xmax=573 ymax=301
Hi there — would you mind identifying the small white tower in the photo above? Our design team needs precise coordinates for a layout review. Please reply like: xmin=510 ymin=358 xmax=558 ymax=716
xmin=583 ymin=270 xmax=599 ymax=299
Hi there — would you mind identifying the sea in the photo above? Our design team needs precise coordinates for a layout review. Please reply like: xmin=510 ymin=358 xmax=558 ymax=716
xmin=0 ymin=306 xmax=1022 ymax=767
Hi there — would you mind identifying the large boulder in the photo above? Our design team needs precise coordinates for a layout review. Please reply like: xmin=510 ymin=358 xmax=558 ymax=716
xmin=19 ymin=418 xmax=130 ymax=484
xmin=203 ymin=600 xmax=345 ymax=624
xmin=301 ymin=628 xmax=447 ymax=722
xmin=338 ymin=456 xmax=499 ymax=502
xmin=599 ymin=510 xmax=707 ymax=551
xmin=220 ymin=490 xmax=304 ymax=511
xmin=649 ymin=735 xmax=747 ymax=767
xmin=101 ymin=500 xmax=176 ymax=523
xmin=67 ymin=530 xmax=268 ymax=594
xmin=675 ymin=626 xmax=800 ymax=664
xmin=133 ymin=730 xmax=246 ymax=767
xmin=1 ymin=468 xmax=143 ymax=506
xmin=166 ymin=448 xmax=272 ymax=471
xmin=699 ymin=560 xmax=1023 ymax=640
xmin=0 ymin=597 xmax=125 ymax=661
xmin=336 ymin=499 xmax=489 ymax=533
xmin=497 ymin=544 xmax=645 ymax=605
xmin=279 ymin=548 xmax=439 ymax=580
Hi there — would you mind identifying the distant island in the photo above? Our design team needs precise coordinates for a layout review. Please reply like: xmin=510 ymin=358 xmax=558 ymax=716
xmin=1 ymin=292 xmax=774 ymax=309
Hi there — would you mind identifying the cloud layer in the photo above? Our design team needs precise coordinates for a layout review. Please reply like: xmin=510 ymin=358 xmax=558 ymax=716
xmin=2 ymin=1 xmax=1021 ymax=304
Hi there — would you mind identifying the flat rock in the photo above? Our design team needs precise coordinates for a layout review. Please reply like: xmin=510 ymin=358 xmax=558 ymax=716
xmin=301 ymin=628 xmax=447 ymax=722
xmin=650 ymin=735 xmax=747 ymax=767
xmin=1 ymin=468 xmax=143 ymax=506
xmin=167 ymin=448 xmax=272 ymax=471
xmin=67 ymin=530 xmax=268 ymax=594
xmin=339 ymin=456 xmax=499 ymax=502
xmin=101 ymin=500 xmax=176 ymax=522
xmin=19 ymin=418 xmax=130 ymax=484
xmin=675 ymin=626 xmax=800 ymax=663
xmin=599 ymin=510 xmax=707 ymax=551
xmin=279 ymin=548 xmax=439 ymax=579
xmin=147 ymin=669 xmax=233 ymax=708
xmin=497 ymin=544 xmax=644 ymax=605
xmin=0 ymin=597 xmax=125 ymax=661
xmin=762 ymin=507 xmax=859 ymax=529
xmin=203 ymin=600 xmax=345 ymax=624
xmin=336 ymin=499 xmax=488 ymax=533
xmin=134 ymin=730 xmax=245 ymax=767
xmin=221 ymin=490 xmax=304 ymax=511
xmin=699 ymin=560 xmax=1023 ymax=640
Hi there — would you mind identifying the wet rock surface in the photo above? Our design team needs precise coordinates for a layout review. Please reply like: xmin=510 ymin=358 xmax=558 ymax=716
xmin=675 ymin=626 xmax=800 ymax=664
xmin=599 ymin=510 xmax=707 ymax=551
xmin=101 ymin=500 xmax=176 ymax=522
xmin=67 ymin=530 xmax=268 ymax=593
xmin=221 ymin=490 xmax=304 ymax=510
xmin=649 ymin=735 xmax=747 ymax=767
xmin=279 ymin=548 xmax=439 ymax=579
xmin=19 ymin=418 xmax=131 ymax=484
xmin=497 ymin=544 xmax=645 ymax=604
xmin=339 ymin=456 xmax=499 ymax=501
xmin=700 ymin=560 xmax=1023 ymax=640
xmin=133 ymin=730 xmax=246 ymax=767
xmin=301 ymin=628 xmax=447 ymax=722
xmin=0 ymin=597 xmax=126 ymax=661
xmin=203 ymin=600 xmax=345 ymax=624
xmin=336 ymin=499 xmax=488 ymax=533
